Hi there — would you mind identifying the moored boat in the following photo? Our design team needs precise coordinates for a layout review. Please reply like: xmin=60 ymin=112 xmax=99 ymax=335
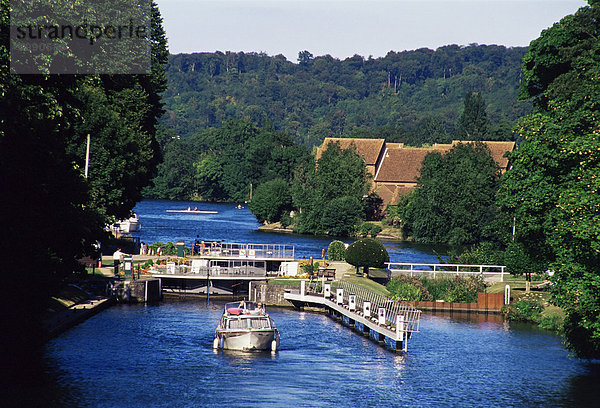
xmin=213 ymin=301 xmax=280 ymax=352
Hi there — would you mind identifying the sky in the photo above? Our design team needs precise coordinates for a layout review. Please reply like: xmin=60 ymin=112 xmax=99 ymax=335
xmin=155 ymin=0 xmax=588 ymax=61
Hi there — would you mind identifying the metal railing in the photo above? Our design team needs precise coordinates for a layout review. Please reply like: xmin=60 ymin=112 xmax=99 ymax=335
xmin=195 ymin=242 xmax=295 ymax=259
xmin=337 ymin=280 xmax=421 ymax=333
xmin=151 ymin=262 xmax=268 ymax=277
xmin=386 ymin=262 xmax=507 ymax=282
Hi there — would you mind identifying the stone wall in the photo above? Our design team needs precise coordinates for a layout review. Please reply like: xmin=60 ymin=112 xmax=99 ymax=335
xmin=249 ymin=282 xmax=296 ymax=306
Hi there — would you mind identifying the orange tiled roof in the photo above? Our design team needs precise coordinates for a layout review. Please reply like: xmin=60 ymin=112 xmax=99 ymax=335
xmin=316 ymin=138 xmax=385 ymax=165
xmin=375 ymin=146 xmax=451 ymax=183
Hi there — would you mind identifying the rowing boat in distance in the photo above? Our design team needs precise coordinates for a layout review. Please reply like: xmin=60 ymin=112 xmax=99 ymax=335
xmin=166 ymin=209 xmax=218 ymax=214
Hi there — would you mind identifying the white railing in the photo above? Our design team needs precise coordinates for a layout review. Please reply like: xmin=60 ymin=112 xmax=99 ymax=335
xmin=337 ymin=280 xmax=421 ymax=333
xmin=386 ymin=263 xmax=507 ymax=282
xmin=198 ymin=242 xmax=295 ymax=259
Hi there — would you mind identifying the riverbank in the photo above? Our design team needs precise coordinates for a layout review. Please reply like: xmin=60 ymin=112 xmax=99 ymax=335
xmin=257 ymin=221 xmax=405 ymax=240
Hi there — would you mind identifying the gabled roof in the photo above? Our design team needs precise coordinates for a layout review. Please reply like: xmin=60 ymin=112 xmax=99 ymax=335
xmin=316 ymin=138 xmax=385 ymax=165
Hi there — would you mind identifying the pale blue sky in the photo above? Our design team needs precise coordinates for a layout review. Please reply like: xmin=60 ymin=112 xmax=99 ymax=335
xmin=156 ymin=0 xmax=588 ymax=61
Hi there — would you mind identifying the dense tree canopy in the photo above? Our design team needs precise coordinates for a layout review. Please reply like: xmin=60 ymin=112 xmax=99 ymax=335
xmin=401 ymin=143 xmax=501 ymax=246
xmin=455 ymin=92 xmax=490 ymax=140
xmin=0 ymin=0 xmax=168 ymax=365
xmin=248 ymin=178 xmax=292 ymax=224
xmin=162 ymin=45 xmax=530 ymax=147
xmin=145 ymin=120 xmax=310 ymax=201
xmin=498 ymin=1 xmax=600 ymax=358
xmin=292 ymin=141 xmax=370 ymax=235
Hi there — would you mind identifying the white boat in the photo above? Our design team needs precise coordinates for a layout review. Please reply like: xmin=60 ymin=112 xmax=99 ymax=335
xmin=213 ymin=301 xmax=280 ymax=352
xmin=113 ymin=213 xmax=140 ymax=233
xmin=166 ymin=209 xmax=219 ymax=214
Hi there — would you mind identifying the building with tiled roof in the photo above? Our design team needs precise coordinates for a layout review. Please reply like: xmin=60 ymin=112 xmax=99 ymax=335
xmin=316 ymin=138 xmax=386 ymax=176
xmin=316 ymin=138 xmax=515 ymax=208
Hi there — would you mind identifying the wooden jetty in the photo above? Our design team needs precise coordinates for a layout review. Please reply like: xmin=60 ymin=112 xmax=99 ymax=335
xmin=284 ymin=280 xmax=421 ymax=352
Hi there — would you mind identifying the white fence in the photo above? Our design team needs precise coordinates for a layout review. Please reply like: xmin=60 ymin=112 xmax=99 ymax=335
xmin=386 ymin=263 xmax=507 ymax=282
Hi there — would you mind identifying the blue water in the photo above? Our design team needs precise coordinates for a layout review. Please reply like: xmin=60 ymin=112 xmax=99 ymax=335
xmin=131 ymin=199 xmax=445 ymax=263
xmin=8 ymin=199 xmax=596 ymax=407
xmin=28 ymin=301 xmax=598 ymax=407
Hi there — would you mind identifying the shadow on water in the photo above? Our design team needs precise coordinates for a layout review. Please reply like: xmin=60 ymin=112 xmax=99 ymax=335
xmin=1 ymin=351 xmax=81 ymax=408
xmin=561 ymin=363 xmax=600 ymax=407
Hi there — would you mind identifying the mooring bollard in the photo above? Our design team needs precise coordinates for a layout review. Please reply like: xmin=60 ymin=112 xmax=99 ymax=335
xmin=349 ymin=294 xmax=356 ymax=311
xmin=363 ymin=301 xmax=371 ymax=317
xmin=324 ymin=282 xmax=331 ymax=298
xmin=378 ymin=307 xmax=386 ymax=325
xmin=336 ymin=288 xmax=344 ymax=305
xmin=300 ymin=280 xmax=306 ymax=297
xmin=504 ymin=284 xmax=510 ymax=305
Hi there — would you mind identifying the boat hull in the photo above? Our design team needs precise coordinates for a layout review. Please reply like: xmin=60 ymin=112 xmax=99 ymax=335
xmin=217 ymin=329 xmax=279 ymax=351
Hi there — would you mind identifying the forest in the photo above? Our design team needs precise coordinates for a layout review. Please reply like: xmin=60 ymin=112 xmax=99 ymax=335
xmin=160 ymin=44 xmax=531 ymax=147
xmin=147 ymin=44 xmax=530 ymax=201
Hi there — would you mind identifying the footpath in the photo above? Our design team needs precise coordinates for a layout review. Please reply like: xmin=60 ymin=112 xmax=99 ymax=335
xmin=44 ymin=254 xmax=164 ymax=340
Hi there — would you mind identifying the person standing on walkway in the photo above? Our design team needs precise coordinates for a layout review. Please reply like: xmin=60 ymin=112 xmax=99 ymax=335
xmin=113 ymin=248 xmax=124 ymax=276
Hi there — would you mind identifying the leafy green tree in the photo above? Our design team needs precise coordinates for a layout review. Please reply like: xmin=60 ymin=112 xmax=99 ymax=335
xmin=327 ymin=240 xmax=347 ymax=261
xmin=292 ymin=141 xmax=370 ymax=235
xmin=402 ymin=142 xmax=500 ymax=245
xmin=497 ymin=1 xmax=600 ymax=358
xmin=0 ymin=0 xmax=169 ymax=366
xmin=249 ymin=178 xmax=292 ymax=224
xmin=345 ymin=238 xmax=389 ymax=276
xmin=456 ymin=92 xmax=489 ymax=140
xmin=320 ymin=196 xmax=362 ymax=236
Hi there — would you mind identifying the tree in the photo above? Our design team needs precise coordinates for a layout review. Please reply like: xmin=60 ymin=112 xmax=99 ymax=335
xmin=497 ymin=1 xmax=600 ymax=358
xmin=249 ymin=178 xmax=292 ymax=224
xmin=292 ymin=141 xmax=370 ymax=235
xmin=345 ymin=238 xmax=389 ymax=276
xmin=402 ymin=142 xmax=500 ymax=246
xmin=0 ymin=0 xmax=169 ymax=368
xmin=298 ymin=50 xmax=314 ymax=67
xmin=327 ymin=240 xmax=347 ymax=261
xmin=456 ymin=92 xmax=489 ymax=140
xmin=320 ymin=196 xmax=362 ymax=236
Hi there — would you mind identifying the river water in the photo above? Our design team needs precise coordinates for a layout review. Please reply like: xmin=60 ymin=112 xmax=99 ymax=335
xmin=29 ymin=302 xmax=599 ymax=407
xmin=8 ymin=199 xmax=598 ymax=407
xmin=129 ymin=199 xmax=445 ymax=263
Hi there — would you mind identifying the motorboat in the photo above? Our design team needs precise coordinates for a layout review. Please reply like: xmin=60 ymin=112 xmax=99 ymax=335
xmin=213 ymin=301 xmax=280 ymax=352
xmin=166 ymin=208 xmax=218 ymax=214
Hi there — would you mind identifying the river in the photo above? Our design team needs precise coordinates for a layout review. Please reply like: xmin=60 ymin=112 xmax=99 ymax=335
xmin=6 ymin=199 xmax=598 ymax=407
xmin=129 ymin=199 xmax=446 ymax=263
xmin=14 ymin=301 xmax=600 ymax=407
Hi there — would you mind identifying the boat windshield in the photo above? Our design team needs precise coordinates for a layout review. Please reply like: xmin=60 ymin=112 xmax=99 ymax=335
xmin=227 ymin=317 xmax=271 ymax=329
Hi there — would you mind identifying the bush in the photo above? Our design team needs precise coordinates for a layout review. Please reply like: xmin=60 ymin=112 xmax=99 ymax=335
xmin=502 ymin=300 xmax=544 ymax=322
xmin=345 ymin=238 xmax=389 ymax=276
xmin=360 ymin=222 xmax=382 ymax=237
xmin=327 ymin=240 xmax=346 ymax=261
xmin=386 ymin=275 xmax=432 ymax=301
xmin=387 ymin=275 xmax=485 ymax=303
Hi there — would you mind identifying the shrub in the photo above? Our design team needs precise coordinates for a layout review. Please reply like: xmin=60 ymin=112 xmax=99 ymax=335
xmin=388 ymin=275 xmax=485 ymax=302
xmin=327 ymin=240 xmax=346 ymax=261
xmin=345 ymin=238 xmax=389 ymax=276
xmin=386 ymin=275 xmax=432 ymax=301
xmin=502 ymin=300 xmax=544 ymax=322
